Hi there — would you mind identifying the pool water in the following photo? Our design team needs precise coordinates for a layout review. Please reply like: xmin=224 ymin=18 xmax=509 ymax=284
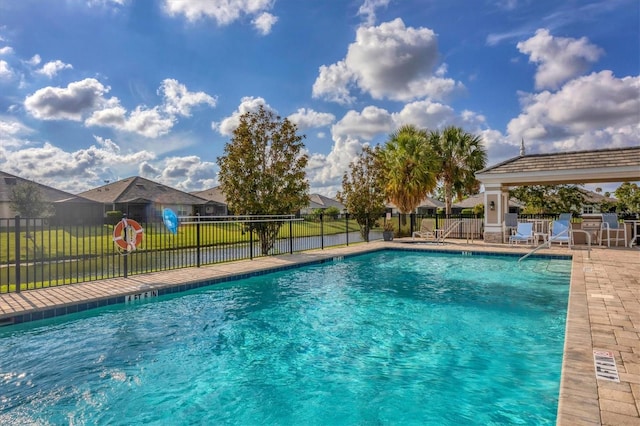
xmin=0 ymin=250 xmax=570 ymax=425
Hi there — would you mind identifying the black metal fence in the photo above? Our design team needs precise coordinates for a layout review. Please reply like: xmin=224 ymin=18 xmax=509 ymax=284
xmin=0 ymin=212 xmax=484 ymax=294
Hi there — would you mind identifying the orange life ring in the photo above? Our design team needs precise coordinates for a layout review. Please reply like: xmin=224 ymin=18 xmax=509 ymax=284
xmin=113 ymin=218 xmax=144 ymax=252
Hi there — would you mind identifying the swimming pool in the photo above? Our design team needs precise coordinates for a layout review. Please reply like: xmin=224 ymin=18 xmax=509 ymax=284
xmin=0 ymin=250 xmax=570 ymax=425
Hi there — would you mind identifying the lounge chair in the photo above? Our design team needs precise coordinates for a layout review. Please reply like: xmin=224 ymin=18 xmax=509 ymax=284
xmin=548 ymin=220 xmax=572 ymax=248
xmin=503 ymin=213 xmax=518 ymax=243
xmin=599 ymin=213 xmax=627 ymax=247
xmin=509 ymin=222 xmax=534 ymax=245
xmin=412 ymin=219 xmax=440 ymax=242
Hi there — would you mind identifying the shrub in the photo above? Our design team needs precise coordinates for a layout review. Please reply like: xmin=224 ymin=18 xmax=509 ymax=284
xmin=106 ymin=210 xmax=123 ymax=225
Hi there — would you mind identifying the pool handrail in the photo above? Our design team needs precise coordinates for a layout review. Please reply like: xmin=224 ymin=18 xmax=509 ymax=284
xmin=519 ymin=228 xmax=591 ymax=262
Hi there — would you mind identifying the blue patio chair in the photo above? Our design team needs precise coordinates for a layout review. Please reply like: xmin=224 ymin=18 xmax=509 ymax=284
xmin=548 ymin=220 xmax=572 ymax=248
xmin=509 ymin=222 xmax=534 ymax=245
xmin=503 ymin=213 xmax=518 ymax=243
xmin=599 ymin=213 xmax=627 ymax=247
xmin=558 ymin=213 xmax=572 ymax=222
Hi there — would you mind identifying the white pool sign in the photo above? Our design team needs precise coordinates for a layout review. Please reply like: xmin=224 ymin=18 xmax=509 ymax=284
xmin=593 ymin=350 xmax=620 ymax=382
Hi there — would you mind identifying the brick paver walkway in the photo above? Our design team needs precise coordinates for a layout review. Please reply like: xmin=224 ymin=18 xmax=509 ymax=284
xmin=0 ymin=241 xmax=638 ymax=425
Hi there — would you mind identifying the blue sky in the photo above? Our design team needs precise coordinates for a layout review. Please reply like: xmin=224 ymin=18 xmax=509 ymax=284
xmin=0 ymin=0 xmax=638 ymax=197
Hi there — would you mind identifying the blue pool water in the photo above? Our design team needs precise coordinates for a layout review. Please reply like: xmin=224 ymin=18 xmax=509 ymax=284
xmin=0 ymin=250 xmax=570 ymax=425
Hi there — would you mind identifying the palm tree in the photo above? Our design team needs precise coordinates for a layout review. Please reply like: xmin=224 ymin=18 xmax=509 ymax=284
xmin=381 ymin=124 xmax=439 ymax=214
xmin=430 ymin=126 xmax=487 ymax=215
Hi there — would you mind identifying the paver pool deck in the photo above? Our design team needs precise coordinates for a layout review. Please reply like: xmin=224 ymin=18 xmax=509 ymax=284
xmin=0 ymin=240 xmax=638 ymax=425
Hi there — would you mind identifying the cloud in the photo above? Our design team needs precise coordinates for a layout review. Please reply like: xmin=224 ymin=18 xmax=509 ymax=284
xmin=252 ymin=12 xmax=278 ymax=35
xmin=25 ymin=78 xmax=216 ymax=137
xmin=139 ymin=155 xmax=218 ymax=191
xmin=287 ymin=108 xmax=335 ymax=130
xmin=27 ymin=54 xmax=41 ymax=66
xmin=517 ymin=29 xmax=604 ymax=90
xmin=160 ymin=78 xmax=217 ymax=117
xmin=312 ymin=18 xmax=464 ymax=103
xmin=0 ymin=60 xmax=12 ymax=79
xmin=357 ymin=0 xmax=390 ymax=26
xmin=212 ymin=96 xmax=275 ymax=136
xmin=312 ymin=61 xmax=356 ymax=105
xmin=507 ymin=71 xmax=640 ymax=149
xmin=0 ymin=137 xmax=156 ymax=192
xmin=24 ymin=78 xmax=109 ymax=121
xmin=35 ymin=60 xmax=73 ymax=78
xmin=0 ymin=46 xmax=13 ymax=55
xmin=162 ymin=0 xmax=276 ymax=30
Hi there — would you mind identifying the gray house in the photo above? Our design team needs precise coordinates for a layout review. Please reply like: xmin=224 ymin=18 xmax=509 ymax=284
xmin=79 ymin=176 xmax=211 ymax=222
xmin=0 ymin=171 xmax=102 ymax=224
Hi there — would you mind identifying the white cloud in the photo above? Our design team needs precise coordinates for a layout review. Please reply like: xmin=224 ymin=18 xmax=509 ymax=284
xmin=392 ymin=100 xmax=457 ymax=130
xmin=287 ymin=108 xmax=335 ymax=130
xmin=140 ymin=155 xmax=218 ymax=191
xmin=357 ymin=0 xmax=390 ymax=26
xmin=252 ymin=12 xmax=278 ymax=35
xmin=24 ymin=78 xmax=110 ymax=121
xmin=212 ymin=96 xmax=275 ymax=136
xmin=36 ymin=60 xmax=73 ymax=78
xmin=27 ymin=54 xmax=41 ymax=66
xmin=517 ymin=29 xmax=604 ymax=90
xmin=507 ymin=71 xmax=640 ymax=149
xmin=160 ymin=78 xmax=217 ymax=117
xmin=312 ymin=18 xmax=464 ymax=103
xmin=0 ymin=46 xmax=13 ymax=55
xmin=312 ymin=61 xmax=356 ymax=105
xmin=26 ymin=78 xmax=216 ymax=138
xmin=0 ymin=60 xmax=12 ymax=79
xmin=162 ymin=0 xmax=275 ymax=27
xmin=0 ymin=138 xmax=156 ymax=193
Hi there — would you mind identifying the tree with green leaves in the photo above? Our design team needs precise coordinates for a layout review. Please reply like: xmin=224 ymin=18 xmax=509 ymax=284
xmin=9 ymin=181 xmax=54 ymax=218
xmin=614 ymin=182 xmax=640 ymax=214
xmin=510 ymin=185 xmax=587 ymax=214
xmin=336 ymin=146 xmax=387 ymax=242
xmin=216 ymin=105 xmax=310 ymax=255
xmin=380 ymin=124 xmax=438 ymax=214
xmin=429 ymin=126 xmax=487 ymax=215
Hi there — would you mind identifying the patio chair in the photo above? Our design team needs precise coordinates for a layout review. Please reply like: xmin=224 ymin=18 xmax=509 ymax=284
xmin=599 ymin=213 xmax=627 ymax=247
xmin=412 ymin=219 xmax=439 ymax=242
xmin=509 ymin=222 xmax=534 ymax=245
xmin=548 ymin=220 xmax=572 ymax=248
xmin=503 ymin=213 xmax=518 ymax=243
xmin=558 ymin=213 xmax=572 ymax=222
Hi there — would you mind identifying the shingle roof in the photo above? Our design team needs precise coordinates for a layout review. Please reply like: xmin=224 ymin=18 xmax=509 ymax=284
xmin=477 ymin=147 xmax=640 ymax=185
xmin=191 ymin=186 xmax=227 ymax=205
xmin=308 ymin=194 xmax=345 ymax=210
xmin=0 ymin=171 xmax=97 ymax=204
xmin=79 ymin=176 xmax=208 ymax=205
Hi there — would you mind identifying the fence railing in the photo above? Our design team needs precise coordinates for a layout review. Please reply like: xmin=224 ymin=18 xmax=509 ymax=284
xmin=0 ymin=212 xmax=486 ymax=294
xmin=0 ymin=214 xmax=374 ymax=293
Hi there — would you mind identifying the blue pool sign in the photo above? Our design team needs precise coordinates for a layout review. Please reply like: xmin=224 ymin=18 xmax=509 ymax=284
xmin=162 ymin=208 xmax=179 ymax=234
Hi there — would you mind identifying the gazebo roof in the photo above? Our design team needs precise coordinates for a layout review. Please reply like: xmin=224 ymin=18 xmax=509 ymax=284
xmin=476 ymin=146 xmax=640 ymax=186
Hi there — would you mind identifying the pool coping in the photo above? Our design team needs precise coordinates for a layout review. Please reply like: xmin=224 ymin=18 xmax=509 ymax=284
xmin=0 ymin=240 xmax=638 ymax=425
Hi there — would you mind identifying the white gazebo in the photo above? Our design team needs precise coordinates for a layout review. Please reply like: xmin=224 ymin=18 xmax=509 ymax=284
xmin=476 ymin=146 xmax=640 ymax=243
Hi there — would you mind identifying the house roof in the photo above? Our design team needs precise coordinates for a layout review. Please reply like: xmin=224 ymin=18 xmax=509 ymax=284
xmin=386 ymin=196 xmax=445 ymax=210
xmin=454 ymin=193 xmax=524 ymax=209
xmin=476 ymin=146 xmax=640 ymax=186
xmin=190 ymin=186 xmax=227 ymax=205
xmin=79 ymin=176 xmax=208 ymax=205
xmin=0 ymin=171 xmax=98 ymax=204
xmin=308 ymin=194 xmax=345 ymax=210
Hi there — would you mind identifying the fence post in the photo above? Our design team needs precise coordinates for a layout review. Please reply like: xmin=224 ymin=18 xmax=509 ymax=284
xmin=289 ymin=218 xmax=293 ymax=254
xmin=196 ymin=213 xmax=201 ymax=267
xmin=14 ymin=215 xmax=21 ymax=293
xmin=249 ymin=224 xmax=254 ymax=260
xmin=346 ymin=214 xmax=349 ymax=246
xmin=122 ymin=215 xmax=128 ymax=279
xmin=320 ymin=213 xmax=324 ymax=250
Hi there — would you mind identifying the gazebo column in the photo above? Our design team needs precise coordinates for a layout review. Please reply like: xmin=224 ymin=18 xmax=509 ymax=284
xmin=483 ymin=184 xmax=509 ymax=243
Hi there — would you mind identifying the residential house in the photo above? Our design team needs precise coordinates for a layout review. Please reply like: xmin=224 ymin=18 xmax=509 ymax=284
xmin=0 ymin=171 xmax=103 ymax=224
xmin=453 ymin=193 xmax=524 ymax=214
xmin=386 ymin=197 xmax=445 ymax=215
xmin=79 ymin=176 xmax=210 ymax=222
xmin=190 ymin=186 xmax=228 ymax=216
xmin=300 ymin=194 xmax=346 ymax=216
